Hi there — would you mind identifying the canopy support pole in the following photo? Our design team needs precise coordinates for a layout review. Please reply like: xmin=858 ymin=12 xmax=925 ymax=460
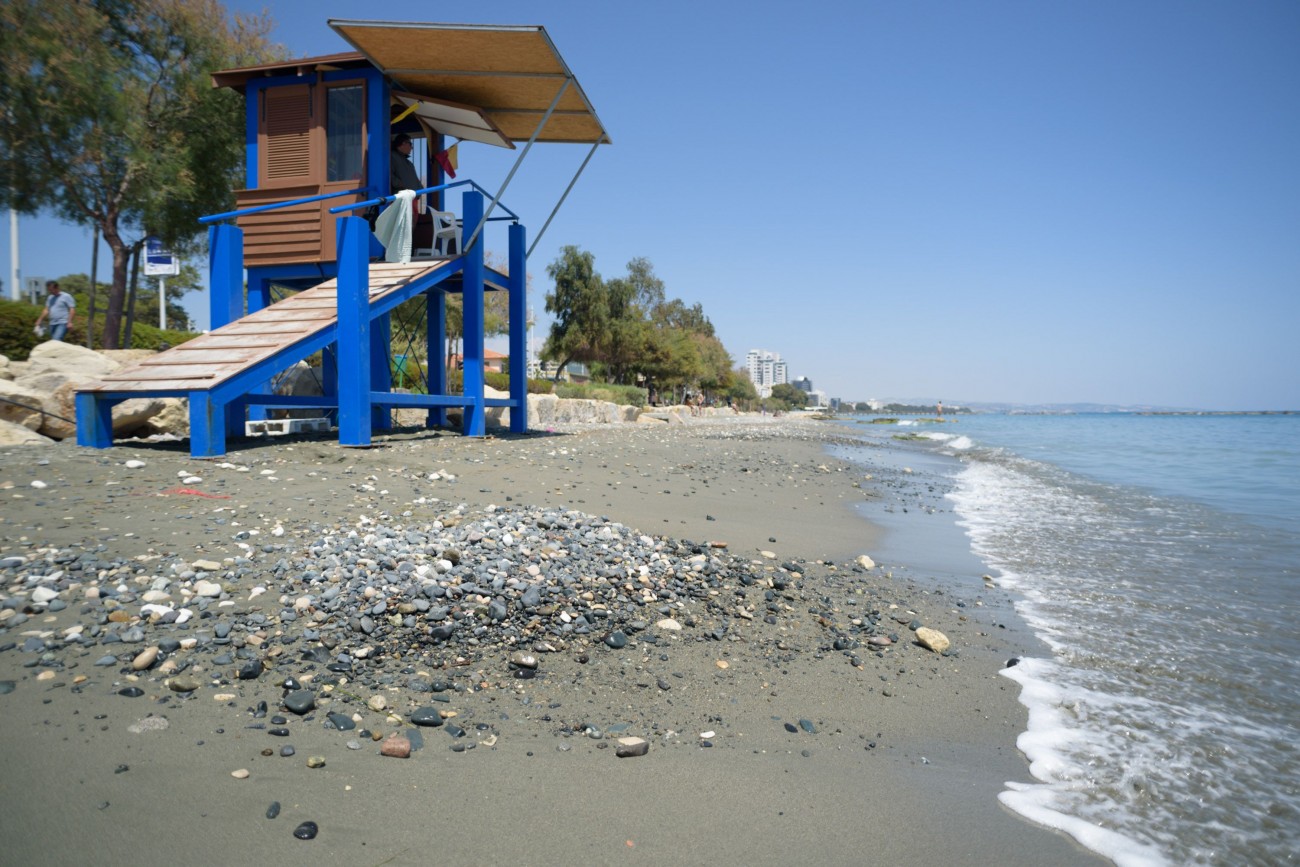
xmin=527 ymin=139 xmax=602 ymax=260
xmin=462 ymin=78 xmax=571 ymax=253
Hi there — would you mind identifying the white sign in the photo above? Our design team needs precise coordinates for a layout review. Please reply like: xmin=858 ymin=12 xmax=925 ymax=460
xmin=144 ymin=236 xmax=180 ymax=277
xmin=24 ymin=277 xmax=45 ymax=302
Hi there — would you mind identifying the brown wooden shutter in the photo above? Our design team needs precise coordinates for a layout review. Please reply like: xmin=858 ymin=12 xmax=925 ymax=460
xmin=262 ymin=85 xmax=313 ymax=182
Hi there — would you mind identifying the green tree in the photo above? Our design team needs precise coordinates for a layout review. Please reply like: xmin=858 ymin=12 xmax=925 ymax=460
xmin=770 ymin=383 xmax=809 ymax=411
xmin=543 ymin=245 xmax=607 ymax=378
xmin=0 ymin=0 xmax=282 ymax=348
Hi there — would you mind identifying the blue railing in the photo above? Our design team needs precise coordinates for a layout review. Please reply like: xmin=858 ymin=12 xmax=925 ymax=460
xmin=329 ymin=179 xmax=518 ymax=222
xmin=198 ymin=187 xmax=373 ymax=225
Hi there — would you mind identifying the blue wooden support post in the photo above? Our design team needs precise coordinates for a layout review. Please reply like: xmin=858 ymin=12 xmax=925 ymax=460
xmin=322 ymin=344 xmax=338 ymax=426
xmin=336 ymin=216 xmax=372 ymax=447
xmin=246 ymin=272 xmax=273 ymax=422
xmin=371 ymin=312 xmax=392 ymax=431
xmin=207 ymin=223 xmax=244 ymax=447
xmin=461 ymin=190 xmax=486 ymax=436
xmin=75 ymin=392 xmax=114 ymax=448
xmin=508 ymin=222 xmax=528 ymax=433
xmin=209 ymin=223 xmax=244 ymax=330
xmin=427 ymin=288 xmax=447 ymax=428
xmin=188 ymin=391 xmax=227 ymax=457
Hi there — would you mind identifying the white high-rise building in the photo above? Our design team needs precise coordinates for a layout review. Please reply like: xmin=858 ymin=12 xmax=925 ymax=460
xmin=746 ymin=349 xmax=788 ymax=398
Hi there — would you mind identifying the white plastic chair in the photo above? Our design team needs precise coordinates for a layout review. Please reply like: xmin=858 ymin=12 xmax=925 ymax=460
xmin=431 ymin=211 xmax=461 ymax=257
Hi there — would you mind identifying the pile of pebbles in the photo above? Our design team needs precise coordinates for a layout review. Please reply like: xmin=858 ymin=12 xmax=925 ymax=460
xmin=0 ymin=503 xmax=941 ymax=748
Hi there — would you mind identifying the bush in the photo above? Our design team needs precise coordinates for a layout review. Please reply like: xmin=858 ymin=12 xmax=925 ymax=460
xmin=0 ymin=298 xmax=199 ymax=360
xmin=440 ymin=368 xmax=552 ymax=395
xmin=553 ymin=382 xmax=648 ymax=406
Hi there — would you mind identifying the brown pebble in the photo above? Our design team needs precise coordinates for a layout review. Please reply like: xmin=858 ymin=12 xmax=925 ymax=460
xmin=380 ymin=733 xmax=411 ymax=759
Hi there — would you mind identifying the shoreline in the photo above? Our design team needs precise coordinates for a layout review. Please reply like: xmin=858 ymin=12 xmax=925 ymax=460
xmin=0 ymin=416 xmax=1103 ymax=865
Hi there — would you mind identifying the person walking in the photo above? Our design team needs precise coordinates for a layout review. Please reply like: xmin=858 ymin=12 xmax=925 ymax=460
xmin=34 ymin=280 xmax=75 ymax=341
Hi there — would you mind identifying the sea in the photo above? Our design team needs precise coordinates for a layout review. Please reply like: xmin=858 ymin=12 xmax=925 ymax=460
xmin=834 ymin=412 xmax=1300 ymax=867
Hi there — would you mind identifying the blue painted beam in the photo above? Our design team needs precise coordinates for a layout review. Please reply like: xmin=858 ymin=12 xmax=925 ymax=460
xmin=369 ymin=393 xmax=518 ymax=408
xmin=508 ymin=222 xmax=528 ymax=433
xmin=336 ymin=216 xmax=372 ymax=447
xmin=75 ymin=392 xmax=116 ymax=448
xmin=241 ymin=394 xmax=340 ymax=408
xmin=209 ymin=224 xmax=244 ymax=331
xmin=247 ymin=271 xmax=273 ymax=422
xmin=189 ymin=391 xmax=227 ymax=458
xmin=461 ymin=190 xmax=486 ymax=437
xmin=371 ymin=313 xmax=392 ymax=432
xmin=428 ymin=289 xmax=447 ymax=428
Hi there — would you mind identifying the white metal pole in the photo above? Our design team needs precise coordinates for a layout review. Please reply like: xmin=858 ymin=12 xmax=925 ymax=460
xmin=8 ymin=209 xmax=18 ymax=301
xmin=159 ymin=277 xmax=166 ymax=330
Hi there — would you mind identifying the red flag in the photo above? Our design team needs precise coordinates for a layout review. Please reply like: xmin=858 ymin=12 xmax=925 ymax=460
xmin=435 ymin=143 xmax=458 ymax=179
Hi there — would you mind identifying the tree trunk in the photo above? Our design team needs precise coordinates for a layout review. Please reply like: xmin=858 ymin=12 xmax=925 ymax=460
xmin=100 ymin=226 xmax=131 ymax=350
xmin=86 ymin=227 xmax=99 ymax=349
xmin=124 ymin=244 xmax=141 ymax=346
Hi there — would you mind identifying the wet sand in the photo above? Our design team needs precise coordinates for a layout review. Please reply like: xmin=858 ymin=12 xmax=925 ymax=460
xmin=0 ymin=416 xmax=1103 ymax=865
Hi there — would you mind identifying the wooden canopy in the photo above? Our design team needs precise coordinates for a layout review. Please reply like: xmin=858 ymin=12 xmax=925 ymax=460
xmin=328 ymin=20 xmax=611 ymax=145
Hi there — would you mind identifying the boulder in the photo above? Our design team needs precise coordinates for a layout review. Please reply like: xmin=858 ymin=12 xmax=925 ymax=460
xmin=0 ymin=379 xmax=47 ymax=430
xmin=0 ymin=418 xmax=52 ymax=445
xmin=99 ymin=349 xmax=158 ymax=365
xmin=42 ymin=382 xmax=166 ymax=440
xmin=27 ymin=341 xmax=120 ymax=379
xmin=273 ymin=361 xmax=324 ymax=397
xmin=14 ymin=370 xmax=79 ymax=394
xmin=0 ymin=353 xmax=12 ymax=381
xmin=528 ymin=393 xmax=559 ymax=425
xmin=141 ymin=398 xmax=189 ymax=437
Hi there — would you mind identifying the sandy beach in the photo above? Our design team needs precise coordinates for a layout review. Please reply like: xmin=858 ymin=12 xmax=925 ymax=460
xmin=0 ymin=415 xmax=1103 ymax=866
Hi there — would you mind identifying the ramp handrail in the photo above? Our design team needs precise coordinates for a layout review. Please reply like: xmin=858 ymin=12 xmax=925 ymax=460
xmin=330 ymin=179 xmax=519 ymax=223
xmin=198 ymin=187 xmax=373 ymax=225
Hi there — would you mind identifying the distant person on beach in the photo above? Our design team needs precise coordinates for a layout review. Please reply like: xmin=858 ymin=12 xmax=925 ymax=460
xmin=34 ymin=280 xmax=75 ymax=341
xmin=937 ymin=400 xmax=943 ymax=417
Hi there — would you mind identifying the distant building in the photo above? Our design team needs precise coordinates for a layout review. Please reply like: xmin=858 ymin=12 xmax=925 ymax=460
xmin=792 ymin=376 xmax=813 ymax=394
xmin=537 ymin=359 xmax=591 ymax=383
xmin=450 ymin=349 xmax=508 ymax=374
xmin=746 ymin=349 xmax=788 ymax=398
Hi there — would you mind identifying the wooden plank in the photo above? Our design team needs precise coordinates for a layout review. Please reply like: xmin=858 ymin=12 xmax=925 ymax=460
xmin=101 ymin=364 xmax=229 ymax=379
xmin=137 ymin=350 xmax=256 ymax=365
xmin=174 ymin=338 xmax=284 ymax=350
xmin=86 ymin=378 xmax=221 ymax=393
xmin=220 ymin=324 xmax=318 ymax=336
xmin=97 ymin=374 xmax=217 ymax=382
xmin=247 ymin=309 xmax=336 ymax=323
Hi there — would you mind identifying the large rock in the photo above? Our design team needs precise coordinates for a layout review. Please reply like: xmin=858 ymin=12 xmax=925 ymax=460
xmin=14 ymin=370 xmax=79 ymax=394
xmin=27 ymin=341 xmax=120 ymax=379
xmin=42 ymin=382 xmax=166 ymax=440
xmin=99 ymin=349 xmax=158 ymax=365
xmin=141 ymin=398 xmax=189 ymax=437
xmin=0 ymin=379 xmax=47 ymax=430
xmin=0 ymin=353 xmax=12 ymax=382
xmin=527 ymin=393 xmax=560 ymax=425
xmin=0 ymin=418 xmax=52 ymax=445
xmin=273 ymin=361 xmax=324 ymax=397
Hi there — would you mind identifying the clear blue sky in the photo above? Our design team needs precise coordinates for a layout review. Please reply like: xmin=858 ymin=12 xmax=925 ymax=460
xmin=5 ymin=0 xmax=1298 ymax=410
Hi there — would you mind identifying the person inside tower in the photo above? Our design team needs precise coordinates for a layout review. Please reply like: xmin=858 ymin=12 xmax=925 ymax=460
xmin=390 ymin=133 xmax=434 ymax=250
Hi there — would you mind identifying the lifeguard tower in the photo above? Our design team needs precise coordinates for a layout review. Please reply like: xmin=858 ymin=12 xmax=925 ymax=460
xmin=75 ymin=20 xmax=609 ymax=457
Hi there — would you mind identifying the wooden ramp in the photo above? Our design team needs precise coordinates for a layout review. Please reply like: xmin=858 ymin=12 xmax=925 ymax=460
xmin=82 ymin=262 xmax=441 ymax=394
